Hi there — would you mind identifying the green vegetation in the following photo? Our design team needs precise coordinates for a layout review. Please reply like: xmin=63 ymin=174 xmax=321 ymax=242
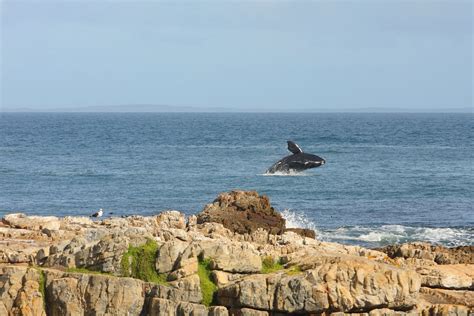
xmin=197 ymin=258 xmax=217 ymax=307
xmin=120 ymin=239 xmax=168 ymax=285
xmin=66 ymin=267 xmax=111 ymax=275
xmin=37 ymin=269 xmax=46 ymax=310
xmin=285 ymin=265 xmax=302 ymax=275
xmin=261 ymin=256 xmax=284 ymax=274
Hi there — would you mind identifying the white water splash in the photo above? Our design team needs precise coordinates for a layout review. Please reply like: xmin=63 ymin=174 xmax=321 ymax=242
xmin=260 ymin=170 xmax=314 ymax=177
xmin=281 ymin=209 xmax=318 ymax=232
xmin=319 ymin=225 xmax=474 ymax=247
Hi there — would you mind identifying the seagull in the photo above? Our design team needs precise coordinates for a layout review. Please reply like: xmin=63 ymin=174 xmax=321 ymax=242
xmin=90 ymin=208 xmax=103 ymax=218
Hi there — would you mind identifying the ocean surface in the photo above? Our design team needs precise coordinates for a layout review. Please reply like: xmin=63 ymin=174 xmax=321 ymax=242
xmin=1 ymin=112 xmax=472 ymax=248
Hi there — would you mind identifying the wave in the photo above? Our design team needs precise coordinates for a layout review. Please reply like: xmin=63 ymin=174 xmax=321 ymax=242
xmin=260 ymin=170 xmax=316 ymax=177
xmin=280 ymin=209 xmax=473 ymax=247
xmin=281 ymin=209 xmax=318 ymax=231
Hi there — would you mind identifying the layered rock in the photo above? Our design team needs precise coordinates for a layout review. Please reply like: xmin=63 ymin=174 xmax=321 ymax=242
xmin=379 ymin=242 xmax=474 ymax=265
xmin=0 ymin=191 xmax=472 ymax=315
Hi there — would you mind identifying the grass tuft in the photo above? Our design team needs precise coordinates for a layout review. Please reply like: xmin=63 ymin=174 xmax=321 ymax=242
xmin=120 ymin=239 xmax=168 ymax=285
xmin=66 ymin=267 xmax=111 ymax=275
xmin=261 ymin=256 xmax=284 ymax=274
xmin=197 ymin=258 xmax=217 ymax=307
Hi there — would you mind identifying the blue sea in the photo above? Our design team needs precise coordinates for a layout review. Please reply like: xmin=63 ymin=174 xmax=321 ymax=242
xmin=1 ymin=113 xmax=472 ymax=247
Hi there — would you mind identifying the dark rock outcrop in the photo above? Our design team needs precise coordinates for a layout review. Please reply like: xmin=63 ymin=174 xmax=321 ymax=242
xmin=197 ymin=191 xmax=286 ymax=235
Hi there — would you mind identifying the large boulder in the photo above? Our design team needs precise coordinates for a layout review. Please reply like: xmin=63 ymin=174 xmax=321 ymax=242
xmin=196 ymin=191 xmax=285 ymax=235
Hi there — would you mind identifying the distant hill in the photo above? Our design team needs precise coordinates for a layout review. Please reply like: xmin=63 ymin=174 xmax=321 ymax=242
xmin=2 ymin=105 xmax=472 ymax=113
xmin=2 ymin=104 xmax=229 ymax=112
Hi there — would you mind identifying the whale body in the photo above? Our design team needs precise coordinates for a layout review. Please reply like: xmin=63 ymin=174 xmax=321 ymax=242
xmin=266 ymin=141 xmax=325 ymax=174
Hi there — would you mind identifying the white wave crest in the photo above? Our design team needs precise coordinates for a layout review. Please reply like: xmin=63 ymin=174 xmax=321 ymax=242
xmin=281 ymin=209 xmax=318 ymax=232
xmin=261 ymin=170 xmax=313 ymax=177
xmin=319 ymin=224 xmax=474 ymax=247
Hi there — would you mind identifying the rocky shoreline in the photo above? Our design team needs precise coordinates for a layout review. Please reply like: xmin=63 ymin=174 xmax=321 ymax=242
xmin=0 ymin=191 xmax=472 ymax=315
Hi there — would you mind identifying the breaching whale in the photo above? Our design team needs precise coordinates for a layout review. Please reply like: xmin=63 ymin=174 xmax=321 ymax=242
xmin=266 ymin=141 xmax=325 ymax=174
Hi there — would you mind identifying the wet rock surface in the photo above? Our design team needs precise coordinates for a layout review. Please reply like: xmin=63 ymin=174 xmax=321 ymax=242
xmin=0 ymin=191 xmax=472 ymax=315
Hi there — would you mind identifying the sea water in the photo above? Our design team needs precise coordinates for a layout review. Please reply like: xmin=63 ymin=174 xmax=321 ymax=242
xmin=1 ymin=112 xmax=472 ymax=247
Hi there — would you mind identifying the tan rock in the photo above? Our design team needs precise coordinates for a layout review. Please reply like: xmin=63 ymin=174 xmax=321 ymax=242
xmin=45 ymin=270 xmax=145 ymax=316
xmin=169 ymin=274 xmax=203 ymax=304
xmin=3 ymin=213 xmax=61 ymax=231
xmin=379 ymin=242 xmax=474 ymax=265
xmin=211 ymin=270 xmax=245 ymax=287
xmin=156 ymin=210 xmax=186 ymax=230
xmin=147 ymin=297 xmax=209 ymax=316
xmin=0 ymin=266 xmax=46 ymax=316
xmin=209 ymin=242 xmax=262 ymax=273
xmin=168 ymin=256 xmax=198 ymax=281
xmin=209 ymin=306 xmax=229 ymax=316
xmin=418 ymin=304 xmax=471 ymax=316
xmin=229 ymin=308 xmax=269 ymax=316
xmin=218 ymin=255 xmax=420 ymax=313
xmin=416 ymin=264 xmax=473 ymax=289
xmin=156 ymin=240 xmax=189 ymax=273
xmin=420 ymin=287 xmax=474 ymax=307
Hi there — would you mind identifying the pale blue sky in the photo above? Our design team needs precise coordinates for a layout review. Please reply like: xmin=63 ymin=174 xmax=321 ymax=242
xmin=1 ymin=0 xmax=472 ymax=111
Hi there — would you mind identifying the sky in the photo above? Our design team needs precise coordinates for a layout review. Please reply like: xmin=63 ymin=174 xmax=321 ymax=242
xmin=1 ymin=0 xmax=472 ymax=112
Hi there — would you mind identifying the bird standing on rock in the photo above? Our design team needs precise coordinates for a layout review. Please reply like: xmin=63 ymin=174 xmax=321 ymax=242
xmin=90 ymin=208 xmax=103 ymax=218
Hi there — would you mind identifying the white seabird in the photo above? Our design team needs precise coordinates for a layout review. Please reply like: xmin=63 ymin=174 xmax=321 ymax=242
xmin=90 ymin=208 xmax=103 ymax=218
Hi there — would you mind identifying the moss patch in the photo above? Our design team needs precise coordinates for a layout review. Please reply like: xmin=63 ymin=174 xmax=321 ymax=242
xmin=66 ymin=267 xmax=111 ymax=275
xmin=37 ymin=269 xmax=46 ymax=310
xmin=285 ymin=265 xmax=303 ymax=275
xmin=120 ymin=239 xmax=168 ymax=285
xmin=261 ymin=256 xmax=284 ymax=274
xmin=197 ymin=258 xmax=217 ymax=307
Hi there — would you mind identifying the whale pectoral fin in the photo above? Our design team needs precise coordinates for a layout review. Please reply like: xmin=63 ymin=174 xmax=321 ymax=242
xmin=287 ymin=141 xmax=303 ymax=154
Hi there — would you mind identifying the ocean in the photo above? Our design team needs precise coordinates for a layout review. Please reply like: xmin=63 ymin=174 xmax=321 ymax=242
xmin=1 ymin=112 xmax=472 ymax=247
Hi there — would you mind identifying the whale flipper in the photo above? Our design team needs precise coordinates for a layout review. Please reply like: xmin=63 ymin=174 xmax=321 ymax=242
xmin=287 ymin=141 xmax=303 ymax=154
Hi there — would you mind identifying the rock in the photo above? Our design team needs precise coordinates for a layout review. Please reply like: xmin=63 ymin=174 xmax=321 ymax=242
xmin=45 ymin=269 xmax=145 ymax=316
xmin=419 ymin=287 xmax=474 ymax=307
xmin=187 ymin=215 xmax=198 ymax=230
xmin=156 ymin=210 xmax=186 ymax=230
xmin=168 ymin=256 xmax=198 ymax=281
xmin=196 ymin=191 xmax=285 ymax=235
xmin=378 ymin=242 xmax=474 ymax=265
xmin=0 ymin=266 xmax=46 ymax=316
xmin=208 ymin=306 xmax=229 ymax=316
xmin=147 ymin=298 xmax=208 ymax=316
xmin=211 ymin=271 xmax=245 ymax=287
xmin=1 ymin=198 xmax=473 ymax=315
xmin=156 ymin=240 xmax=189 ymax=273
xmin=416 ymin=264 xmax=473 ymax=289
xmin=284 ymin=227 xmax=316 ymax=239
xmin=208 ymin=242 xmax=262 ymax=273
xmin=229 ymin=308 xmax=269 ymax=316
xmin=168 ymin=274 xmax=203 ymax=304
xmin=3 ymin=213 xmax=61 ymax=231
xmin=218 ymin=255 xmax=420 ymax=313
xmin=418 ymin=304 xmax=471 ymax=316
xmin=174 ymin=239 xmax=262 ymax=274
